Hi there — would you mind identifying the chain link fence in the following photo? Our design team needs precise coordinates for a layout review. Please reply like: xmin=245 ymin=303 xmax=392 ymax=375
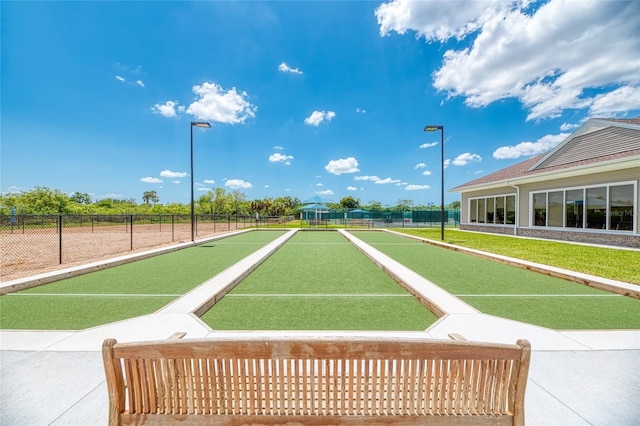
xmin=297 ymin=209 xmax=460 ymax=229
xmin=1 ymin=211 xmax=460 ymax=281
xmin=0 ymin=214 xmax=255 ymax=280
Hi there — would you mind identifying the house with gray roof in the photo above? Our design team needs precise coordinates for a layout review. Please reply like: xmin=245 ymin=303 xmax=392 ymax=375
xmin=451 ymin=117 xmax=640 ymax=248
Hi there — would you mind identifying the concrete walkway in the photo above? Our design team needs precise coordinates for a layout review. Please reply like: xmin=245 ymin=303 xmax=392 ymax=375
xmin=1 ymin=229 xmax=639 ymax=425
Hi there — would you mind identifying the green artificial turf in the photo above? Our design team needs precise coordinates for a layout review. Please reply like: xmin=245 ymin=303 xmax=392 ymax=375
xmin=0 ymin=295 xmax=175 ymax=330
xmin=350 ymin=231 xmax=598 ymax=294
xmin=460 ymin=295 xmax=640 ymax=329
xmin=395 ymin=228 xmax=640 ymax=284
xmin=202 ymin=296 xmax=432 ymax=330
xmin=0 ymin=231 xmax=285 ymax=329
xmin=201 ymin=231 xmax=438 ymax=330
xmin=351 ymin=231 xmax=640 ymax=329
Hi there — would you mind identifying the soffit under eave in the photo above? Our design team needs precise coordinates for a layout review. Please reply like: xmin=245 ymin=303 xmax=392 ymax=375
xmin=453 ymin=156 xmax=640 ymax=194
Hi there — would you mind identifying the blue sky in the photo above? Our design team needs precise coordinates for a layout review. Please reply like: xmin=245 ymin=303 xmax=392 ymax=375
xmin=2 ymin=0 xmax=639 ymax=206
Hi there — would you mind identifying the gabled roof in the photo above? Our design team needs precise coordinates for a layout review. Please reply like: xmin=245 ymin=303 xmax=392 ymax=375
xmin=452 ymin=117 xmax=640 ymax=193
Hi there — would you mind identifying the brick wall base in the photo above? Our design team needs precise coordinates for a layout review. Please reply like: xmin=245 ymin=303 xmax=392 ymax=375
xmin=460 ymin=224 xmax=640 ymax=249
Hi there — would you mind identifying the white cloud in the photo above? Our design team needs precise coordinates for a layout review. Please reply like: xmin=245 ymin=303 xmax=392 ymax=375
xmin=269 ymin=153 xmax=294 ymax=165
xmin=304 ymin=110 xmax=336 ymax=126
xmin=493 ymin=133 xmax=568 ymax=159
xmin=406 ymin=184 xmax=430 ymax=191
xmin=450 ymin=153 xmax=482 ymax=166
xmin=316 ymin=183 xmax=324 ymax=187
xmin=374 ymin=177 xmax=400 ymax=185
xmin=115 ymin=75 xmax=125 ymax=82
xmin=152 ymin=101 xmax=184 ymax=118
xmin=101 ymin=193 xmax=123 ymax=199
xmin=347 ymin=186 xmax=358 ymax=191
xmin=589 ymin=86 xmax=640 ymax=116
xmin=560 ymin=122 xmax=579 ymax=132
xmin=317 ymin=190 xmax=334 ymax=195
xmin=197 ymin=187 xmax=210 ymax=192
xmin=186 ymin=82 xmax=257 ymax=124
xmin=419 ymin=142 xmax=438 ymax=149
xmin=422 ymin=170 xmax=432 ymax=176
xmin=203 ymin=179 xmax=215 ymax=184
xmin=140 ymin=177 xmax=162 ymax=183
xmin=171 ymin=180 xmax=180 ymax=184
xmin=376 ymin=0 xmax=512 ymax=41
xmin=160 ymin=170 xmax=187 ymax=178
xmin=278 ymin=62 xmax=303 ymax=74
xmin=273 ymin=145 xmax=284 ymax=150
xmin=356 ymin=108 xmax=367 ymax=114
xmin=414 ymin=163 xmax=426 ymax=169
xmin=136 ymin=80 xmax=145 ymax=88
xmin=225 ymin=179 xmax=252 ymax=189
xmin=325 ymin=157 xmax=359 ymax=175
xmin=377 ymin=0 xmax=640 ymax=120
xmin=354 ymin=175 xmax=380 ymax=182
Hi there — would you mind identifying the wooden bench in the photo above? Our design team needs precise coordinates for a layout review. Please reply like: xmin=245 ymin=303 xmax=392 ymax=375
xmin=102 ymin=335 xmax=530 ymax=425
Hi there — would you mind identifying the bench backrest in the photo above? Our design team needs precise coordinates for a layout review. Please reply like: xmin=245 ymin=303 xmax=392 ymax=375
xmin=102 ymin=336 xmax=530 ymax=425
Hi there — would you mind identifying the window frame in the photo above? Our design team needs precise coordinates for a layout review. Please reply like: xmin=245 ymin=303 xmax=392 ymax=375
xmin=466 ymin=193 xmax=517 ymax=227
xmin=528 ymin=181 xmax=637 ymax=232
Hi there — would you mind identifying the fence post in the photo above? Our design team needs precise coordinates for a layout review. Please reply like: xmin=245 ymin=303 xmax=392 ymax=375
xmin=58 ymin=215 xmax=63 ymax=265
xmin=171 ymin=215 xmax=175 ymax=242
xmin=130 ymin=215 xmax=133 ymax=250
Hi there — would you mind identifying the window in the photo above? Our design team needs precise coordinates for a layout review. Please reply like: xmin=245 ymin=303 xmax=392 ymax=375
xmin=467 ymin=194 xmax=516 ymax=225
xmin=470 ymin=199 xmax=478 ymax=223
xmin=523 ymin=182 xmax=634 ymax=232
xmin=566 ymin=189 xmax=584 ymax=228
xmin=548 ymin=191 xmax=564 ymax=227
xmin=586 ymin=187 xmax=606 ymax=229
xmin=478 ymin=198 xmax=486 ymax=223
xmin=533 ymin=193 xmax=547 ymax=226
xmin=486 ymin=198 xmax=495 ymax=223
xmin=609 ymin=184 xmax=634 ymax=231
xmin=506 ymin=196 xmax=516 ymax=224
xmin=496 ymin=197 xmax=505 ymax=224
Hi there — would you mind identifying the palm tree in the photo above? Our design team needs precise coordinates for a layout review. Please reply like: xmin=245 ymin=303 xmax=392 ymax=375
xmin=142 ymin=190 xmax=159 ymax=205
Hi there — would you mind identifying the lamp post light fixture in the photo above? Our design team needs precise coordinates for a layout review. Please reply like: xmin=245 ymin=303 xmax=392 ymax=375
xmin=190 ymin=121 xmax=211 ymax=242
xmin=424 ymin=125 xmax=444 ymax=241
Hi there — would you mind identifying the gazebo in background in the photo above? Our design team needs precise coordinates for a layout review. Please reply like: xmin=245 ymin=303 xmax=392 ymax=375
xmin=298 ymin=203 xmax=331 ymax=225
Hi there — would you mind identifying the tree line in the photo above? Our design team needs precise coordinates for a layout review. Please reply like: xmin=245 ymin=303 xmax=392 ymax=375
xmin=0 ymin=186 xmax=460 ymax=216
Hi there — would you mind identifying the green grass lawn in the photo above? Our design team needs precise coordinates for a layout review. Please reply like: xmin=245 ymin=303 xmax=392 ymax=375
xmin=394 ymin=227 xmax=640 ymax=284
xmin=351 ymin=231 xmax=640 ymax=329
xmin=200 ymin=231 xmax=437 ymax=330
xmin=0 ymin=231 xmax=285 ymax=329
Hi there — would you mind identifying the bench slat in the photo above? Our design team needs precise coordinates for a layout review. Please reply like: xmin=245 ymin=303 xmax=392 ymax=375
xmin=104 ymin=337 xmax=530 ymax=426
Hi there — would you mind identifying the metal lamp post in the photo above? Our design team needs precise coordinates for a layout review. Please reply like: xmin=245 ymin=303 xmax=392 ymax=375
xmin=424 ymin=125 xmax=444 ymax=241
xmin=190 ymin=121 xmax=211 ymax=242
